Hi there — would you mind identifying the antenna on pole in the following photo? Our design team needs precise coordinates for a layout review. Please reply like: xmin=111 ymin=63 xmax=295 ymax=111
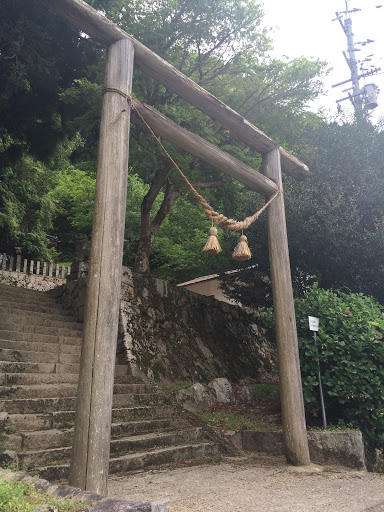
xmin=332 ymin=0 xmax=381 ymax=119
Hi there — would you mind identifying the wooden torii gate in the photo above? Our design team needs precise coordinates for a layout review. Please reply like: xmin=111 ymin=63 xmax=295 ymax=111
xmin=39 ymin=0 xmax=311 ymax=494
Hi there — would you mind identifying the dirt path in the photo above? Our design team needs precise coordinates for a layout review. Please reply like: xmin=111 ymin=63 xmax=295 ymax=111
xmin=108 ymin=454 xmax=384 ymax=512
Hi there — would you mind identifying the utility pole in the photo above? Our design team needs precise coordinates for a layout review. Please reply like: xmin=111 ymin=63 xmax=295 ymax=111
xmin=342 ymin=1 xmax=363 ymax=113
xmin=333 ymin=0 xmax=381 ymax=121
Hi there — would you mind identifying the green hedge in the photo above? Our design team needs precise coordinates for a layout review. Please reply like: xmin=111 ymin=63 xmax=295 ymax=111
xmin=260 ymin=283 xmax=384 ymax=448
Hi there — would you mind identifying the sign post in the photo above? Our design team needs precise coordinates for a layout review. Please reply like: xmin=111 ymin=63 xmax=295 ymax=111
xmin=308 ymin=316 xmax=327 ymax=430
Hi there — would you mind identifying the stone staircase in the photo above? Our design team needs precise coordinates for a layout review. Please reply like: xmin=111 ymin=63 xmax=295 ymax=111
xmin=0 ymin=283 xmax=221 ymax=481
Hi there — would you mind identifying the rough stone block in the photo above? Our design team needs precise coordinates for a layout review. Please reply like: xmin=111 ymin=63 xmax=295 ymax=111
xmin=242 ymin=431 xmax=283 ymax=455
xmin=365 ymin=445 xmax=384 ymax=473
xmin=208 ymin=378 xmax=235 ymax=404
xmin=224 ymin=431 xmax=243 ymax=450
xmin=176 ymin=383 xmax=216 ymax=412
xmin=240 ymin=385 xmax=260 ymax=403
xmin=89 ymin=499 xmax=169 ymax=512
xmin=308 ymin=431 xmax=366 ymax=469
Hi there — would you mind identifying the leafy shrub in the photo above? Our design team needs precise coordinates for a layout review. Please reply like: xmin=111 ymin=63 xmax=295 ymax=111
xmin=261 ymin=283 xmax=384 ymax=448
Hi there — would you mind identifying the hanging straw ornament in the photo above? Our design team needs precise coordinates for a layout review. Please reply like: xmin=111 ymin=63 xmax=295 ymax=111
xmin=232 ymin=233 xmax=252 ymax=261
xmin=129 ymin=99 xmax=281 ymax=259
xmin=203 ymin=226 xmax=221 ymax=255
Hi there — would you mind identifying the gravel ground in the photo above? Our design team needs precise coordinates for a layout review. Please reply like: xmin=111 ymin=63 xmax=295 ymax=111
xmin=108 ymin=454 xmax=384 ymax=512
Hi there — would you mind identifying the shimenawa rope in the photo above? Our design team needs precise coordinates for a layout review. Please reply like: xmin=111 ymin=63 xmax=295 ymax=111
xmin=113 ymin=93 xmax=281 ymax=259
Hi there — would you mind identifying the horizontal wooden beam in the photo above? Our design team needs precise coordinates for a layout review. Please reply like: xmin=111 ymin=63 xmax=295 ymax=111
xmin=39 ymin=0 xmax=310 ymax=180
xmin=131 ymin=100 xmax=278 ymax=197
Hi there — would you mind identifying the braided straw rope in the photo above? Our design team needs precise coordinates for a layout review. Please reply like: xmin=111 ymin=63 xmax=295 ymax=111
xmin=129 ymin=98 xmax=280 ymax=232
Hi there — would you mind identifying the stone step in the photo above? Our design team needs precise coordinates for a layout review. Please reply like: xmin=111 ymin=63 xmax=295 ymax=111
xmin=112 ymin=406 xmax=175 ymax=424
xmin=0 ymin=383 xmax=78 ymax=400
xmin=17 ymin=445 xmax=71 ymax=470
xmin=0 ymin=383 xmax=154 ymax=400
xmin=0 ymin=339 xmax=82 ymax=356
xmin=3 ymin=373 xmax=79 ymax=386
xmin=16 ymin=419 xmax=188 ymax=451
xmin=0 ymin=284 xmax=222 ymax=481
xmin=0 ymin=308 xmax=81 ymax=325
xmin=0 ymin=300 xmax=73 ymax=316
xmin=109 ymin=427 xmax=204 ymax=457
xmin=0 ymin=361 xmax=57 ymax=375
xmin=0 ymin=361 xmax=127 ymax=378
xmin=5 ymin=406 xmax=174 ymax=432
xmin=18 ymin=429 xmax=210 ymax=474
xmin=0 ymin=396 xmax=76 ymax=415
xmin=109 ymin=442 xmax=220 ymax=475
xmin=38 ymin=441 xmax=219 ymax=481
xmin=48 ymin=406 xmax=176 ymax=431
xmin=0 ymin=329 xmax=82 ymax=346
xmin=2 ymin=372 xmax=140 ymax=387
xmin=0 ymin=393 xmax=165 ymax=414
xmin=0 ymin=347 xmax=79 ymax=365
xmin=0 ymin=286 xmax=58 ymax=304
xmin=111 ymin=418 xmax=184 ymax=439
xmin=0 ymin=321 xmax=82 ymax=336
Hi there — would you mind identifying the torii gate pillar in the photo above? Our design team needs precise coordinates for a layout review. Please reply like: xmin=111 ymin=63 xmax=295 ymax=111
xmin=263 ymin=148 xmax=310 ymax=466
xmin=69 ymin=38 xmax=134 ymax=494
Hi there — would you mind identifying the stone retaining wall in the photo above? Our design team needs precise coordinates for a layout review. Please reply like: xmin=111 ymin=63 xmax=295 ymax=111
xmin=236 ymin=430 xmax=367 ymax=469
xmin=56 ymin=267 xmax=275 ymax=384
xmin=0 ymin=270 xmax=66 ymax=291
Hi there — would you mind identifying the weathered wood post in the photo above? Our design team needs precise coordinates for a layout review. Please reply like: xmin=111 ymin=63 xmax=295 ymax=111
xmin=69 ymin=38 xmax=134 ymax=494
xmin=263 ymin=148 xmax=310 ymax=466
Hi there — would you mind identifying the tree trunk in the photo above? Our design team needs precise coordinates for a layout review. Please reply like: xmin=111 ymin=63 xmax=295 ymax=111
xmin=133 ymin=166 xmax=181 ymax=273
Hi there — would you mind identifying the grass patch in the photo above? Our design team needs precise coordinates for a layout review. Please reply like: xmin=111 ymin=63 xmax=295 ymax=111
xmin=309 ymin=420 xmax=356 ymax=432
xmin=247 ymin=383 xmax=279 ymax=399
xmin=198 ymin=410 xmax=278 ymax=432
xmin=167 ymin=382 xmax=193 ymax=393
xmin=0 ymin=480 xmax=86 ymax=512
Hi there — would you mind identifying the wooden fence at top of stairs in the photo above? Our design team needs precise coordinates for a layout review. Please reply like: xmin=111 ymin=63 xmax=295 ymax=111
xmin=0 ymin=253 xmax=71 ymax=279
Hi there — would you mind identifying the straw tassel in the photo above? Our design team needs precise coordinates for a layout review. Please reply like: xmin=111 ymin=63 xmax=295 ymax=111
xmin=232 ymin=234 xmax=252 ymax=261
xmin=203 ymin=227 xmax=221 ymax=255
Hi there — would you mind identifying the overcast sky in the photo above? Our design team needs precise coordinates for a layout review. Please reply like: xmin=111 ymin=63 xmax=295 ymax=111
xmin=261 ymin=0 xmax=384 ymax=120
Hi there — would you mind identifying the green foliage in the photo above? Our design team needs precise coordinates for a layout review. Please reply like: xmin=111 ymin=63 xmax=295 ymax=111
xmin=83 ymin=0 xmax=327 ymax=279
xmin=0 ymin=480 xmax=85 ymax=512
xmin=223 ymin=117 xmax=384 ymax=307
xmin=285 ymin=118 xmax=384 ymax=303
xmin=51 ymin=166 xmax=96 ymax=233
xmin=0 ymin=0 xmax=329 ymax=279
xmin=0 ymin=0 xmax=100 ymax=160
xmin=149 ymin=192 xmax=241 ymax=282
xmin=286 ymin=284 xmax=384 ymax=448
xmin=167 ymin=382 xmax=193 ymax=393
xmin=198 ymin=410 xmax=277 ymax=432
xmin=0 ymin=154 xmax=56 ymax=259
xmin=247 ymin=383 xmax=279 ymax=400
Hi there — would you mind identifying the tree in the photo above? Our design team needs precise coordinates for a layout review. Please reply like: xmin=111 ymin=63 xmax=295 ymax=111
xmin=0 ymin=154 xmax=55 ymax=258
xmin=79 ymin=0 xmax=326 ymax=275
xmin=286 ymin=117 xmax=384 ymax=303
xmin=0 ymin=0 xmax=327 ymax=274
xmin=0 ymin=0 xmax=100 ymax=258
xmin=0 ymin=0 xmax=100 ymax=159
xmin=221 ymin=114 xmax=384 ymax=307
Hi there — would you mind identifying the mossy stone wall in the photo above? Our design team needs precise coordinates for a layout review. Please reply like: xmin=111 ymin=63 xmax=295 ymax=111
xmin=57 ymin=267 xmax=275 ymax=384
